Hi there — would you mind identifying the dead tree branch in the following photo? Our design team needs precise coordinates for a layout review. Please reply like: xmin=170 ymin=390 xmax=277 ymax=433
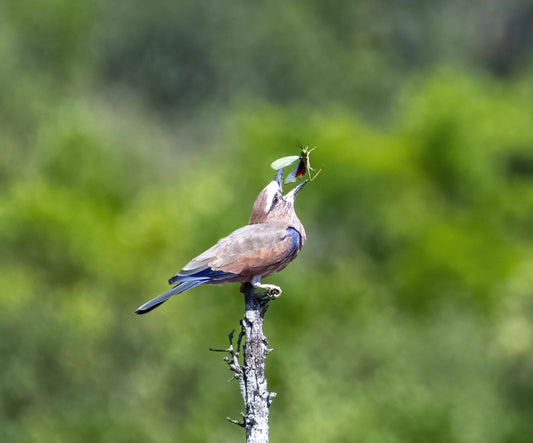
xmin=210 ymin=282 xmax=276 ymax=443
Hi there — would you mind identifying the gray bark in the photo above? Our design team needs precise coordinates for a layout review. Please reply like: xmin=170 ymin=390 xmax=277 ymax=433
xmin=211 ymin=283 xmax=276 ymax=443
xmin=241 ymin=283 xmax=275 ymax=442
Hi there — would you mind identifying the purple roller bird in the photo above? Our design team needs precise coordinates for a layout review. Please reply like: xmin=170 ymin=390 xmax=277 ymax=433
xmin=135 ymin=169 xmax=307 ymax=314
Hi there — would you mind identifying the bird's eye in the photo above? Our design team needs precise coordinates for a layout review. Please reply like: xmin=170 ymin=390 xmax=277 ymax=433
xmin=270 ymin=194 xmax=279 ymax=211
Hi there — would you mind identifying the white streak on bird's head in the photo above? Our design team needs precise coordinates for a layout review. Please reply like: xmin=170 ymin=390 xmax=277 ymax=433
xmin=249 ymin=168 xmax=284 ymax=224
xmin=262 ymin=181 xmax=280 ymax=214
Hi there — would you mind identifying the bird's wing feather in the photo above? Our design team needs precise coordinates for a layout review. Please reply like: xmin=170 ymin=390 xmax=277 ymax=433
xmin=169 ymin=267 xmax=236 ymax=285
xmin=169 ymin=223 xmax=300 ymax=282
xmin=204 ymin=224 xmax=299 ymax=275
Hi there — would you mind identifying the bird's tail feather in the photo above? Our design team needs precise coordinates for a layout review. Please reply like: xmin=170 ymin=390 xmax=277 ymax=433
xmin=135 ymin=280 xmax=203 ymax=314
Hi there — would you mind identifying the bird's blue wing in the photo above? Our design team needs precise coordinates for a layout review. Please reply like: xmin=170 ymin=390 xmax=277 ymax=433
xmin=168 ymin=267 xmax=237 ymax=285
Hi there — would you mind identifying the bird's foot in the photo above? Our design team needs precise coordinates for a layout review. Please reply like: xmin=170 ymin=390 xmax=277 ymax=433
xmin=253 ymin=283 xmax=282 ymax=300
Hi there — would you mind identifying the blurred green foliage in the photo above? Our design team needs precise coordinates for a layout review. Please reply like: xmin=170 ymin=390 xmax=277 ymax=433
xmin=1 ymin=1 xmax=533 ymax=442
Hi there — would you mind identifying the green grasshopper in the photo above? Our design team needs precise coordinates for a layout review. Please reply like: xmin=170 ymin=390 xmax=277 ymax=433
xmin=271 ymin=146 xmax=321 ymax=184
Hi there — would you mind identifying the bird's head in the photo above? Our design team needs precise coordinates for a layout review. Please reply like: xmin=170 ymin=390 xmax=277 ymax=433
xmin=249 ymin=168 xmax=307 ymax=226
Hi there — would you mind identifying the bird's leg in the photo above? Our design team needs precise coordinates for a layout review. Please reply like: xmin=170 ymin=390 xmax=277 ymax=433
xmin=251 ymin=276 xmax=282 ymax=299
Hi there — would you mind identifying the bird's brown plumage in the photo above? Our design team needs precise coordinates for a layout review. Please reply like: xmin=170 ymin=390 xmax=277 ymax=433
xmin=135 ymin=168 xmax=307 ymax=314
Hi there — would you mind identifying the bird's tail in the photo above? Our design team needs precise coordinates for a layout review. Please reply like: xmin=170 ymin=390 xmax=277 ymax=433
xmin=135 ymin=280 xmax=203 ymax=314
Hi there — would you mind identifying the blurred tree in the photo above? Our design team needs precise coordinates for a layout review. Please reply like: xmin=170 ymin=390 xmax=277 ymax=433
xmin=1 ymin=1 xmax=533 ymax=442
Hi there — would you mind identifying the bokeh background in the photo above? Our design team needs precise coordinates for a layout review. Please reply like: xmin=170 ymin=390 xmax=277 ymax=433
xmin=2 ymin=1 xmax=533 ymax=441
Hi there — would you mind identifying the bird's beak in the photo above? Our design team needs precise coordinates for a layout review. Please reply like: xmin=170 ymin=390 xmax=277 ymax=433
xmin=284 ymin=179 xmax=308 ymax=201
xmin=293 ymin=179 xmax=308 ymax=195
xmin=275 ymin=168 xmax=284 ymax=189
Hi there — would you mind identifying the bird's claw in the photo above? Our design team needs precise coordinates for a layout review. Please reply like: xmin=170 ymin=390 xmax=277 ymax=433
xmin=267 ymin=287 xmax=282 ymax=299
xmin=250 ymin=280 xmax=282 ymax=300
xmin=258 ymin=284 xmax=282 ymax=300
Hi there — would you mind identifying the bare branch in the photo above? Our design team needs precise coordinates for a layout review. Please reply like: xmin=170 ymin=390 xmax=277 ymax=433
xmin=212 ymin=283 xmax=276 ymax=442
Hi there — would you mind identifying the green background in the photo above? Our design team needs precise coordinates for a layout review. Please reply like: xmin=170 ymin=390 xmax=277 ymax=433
xmin=1 ymin=1 xmax=533 ymax=441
